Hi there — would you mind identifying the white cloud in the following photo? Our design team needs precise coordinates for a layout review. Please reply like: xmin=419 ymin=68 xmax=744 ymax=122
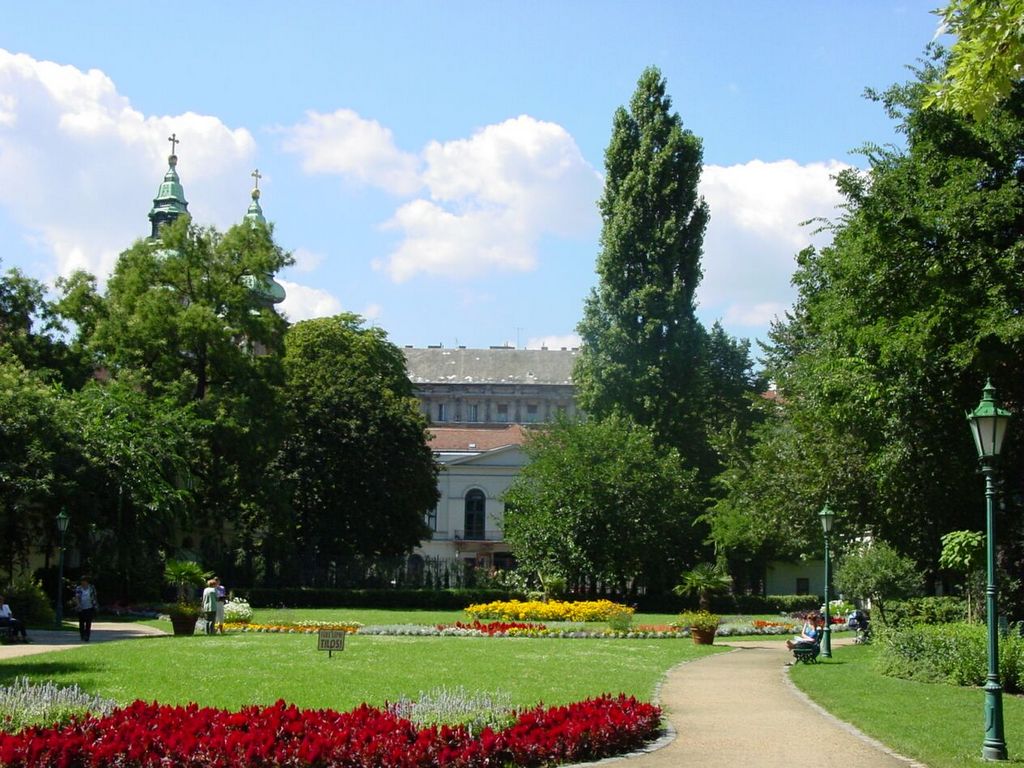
xmin=278 ymin=279 xmax=343 ymax=322
xmin=527 ymin=333 xmax=581 ymax=350
xmin=283 ymin=110 xmax=602 ymax=282
xmin=697 ymin=159 xmax=846 ymax=333
xmin=290 ymin=246 xmax=325 ymax=273
xmin=362 ymin=303 xmax=382 ymax=320
xmin=281 ymin=109 xmax=420 ymax=196
xmin=0 ymin=49 xmax=255 ymax=282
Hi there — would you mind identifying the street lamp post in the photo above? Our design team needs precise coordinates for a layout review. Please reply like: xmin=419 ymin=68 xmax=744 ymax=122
xmin=819 ymin=504 xmax=836 ymax=658
xmin=55 ymin=509 xmax=70 ymax=630
xmin=966 ymin=379 xmax=1011 ymax=762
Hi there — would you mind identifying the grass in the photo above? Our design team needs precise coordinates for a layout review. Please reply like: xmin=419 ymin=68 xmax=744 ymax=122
xmin=790 ymin=642 xmax=1024 ymax=767
xmin=0 ymin=633 xmax=725 ymax=711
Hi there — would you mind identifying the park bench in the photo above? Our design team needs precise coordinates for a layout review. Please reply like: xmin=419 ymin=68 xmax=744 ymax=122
xmin=791 ymin=640 xmax=820 ymax=664
xmin=0 ymin=622 xmax=14 ymax=643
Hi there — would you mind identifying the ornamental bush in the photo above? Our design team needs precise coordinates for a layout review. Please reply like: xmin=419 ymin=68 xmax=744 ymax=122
xmin=876 ymin=622 xmax=1024 ymax=693
xmin=222 ymin=598 xmax=253 ymax=623
xmin=0 ymin=678 xmax=116 ymax=734
xmin=465 ymin=599 xmax=633 ymax=622
xmin=0 ymin=695 xmax=662 ymax=767
xmin=880 ymin=596 xmax=966 ymax=627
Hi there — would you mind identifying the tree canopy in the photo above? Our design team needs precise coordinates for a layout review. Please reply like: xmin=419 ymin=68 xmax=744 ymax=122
xmin=502 ymin=414 xmax=701 ymax=593
xmin=267 ymin=314 xmax=438 ymax=586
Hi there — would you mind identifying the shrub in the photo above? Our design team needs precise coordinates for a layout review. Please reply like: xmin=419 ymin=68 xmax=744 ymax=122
xmin=3 ymin=579 xmax=55 ymax=626
xmin=0 ymin=678 xmax=116 ymax=734
xmin=605 ymin=605 xmax=634 ymax=631
xmin=387 ymin=686 xmax=517 ymax=736
xmin=880 ymin=596 xmax=967 ymax=627
xmin=238 ymin=587 xmax=517 ymax=609
xmin=223 ymin=598 xmax=253 ymax=623
xmin=876 ymin=622 xmax=1024 ymax=692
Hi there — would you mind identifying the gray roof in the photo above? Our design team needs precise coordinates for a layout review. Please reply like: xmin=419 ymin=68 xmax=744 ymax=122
xmin=404 ymin=347 xmax=577 ymax=385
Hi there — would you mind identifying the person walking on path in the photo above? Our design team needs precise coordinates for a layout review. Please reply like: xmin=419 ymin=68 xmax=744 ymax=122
xmin=74 ymin=576 xmax=98 ymax=642
xmin=201 ymin=579 xmax=218 ymax=636
xmin=214 ymin=577 xmax=227 ymax=634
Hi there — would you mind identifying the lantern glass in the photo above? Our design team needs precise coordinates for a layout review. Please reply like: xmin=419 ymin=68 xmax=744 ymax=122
xmin=56 ymin=510 xmax=70 ymax=534
xmin=819 ymin=504 xmax=835 ymax=534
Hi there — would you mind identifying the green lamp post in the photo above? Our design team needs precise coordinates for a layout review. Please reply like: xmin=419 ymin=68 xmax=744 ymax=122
xmin=55 ymin=509 xmax=70 ymax=629
xmin=819 ymin=504 xmax=835 ymax=658
xmin=966 ymin=379 xmax=1010 ymax=762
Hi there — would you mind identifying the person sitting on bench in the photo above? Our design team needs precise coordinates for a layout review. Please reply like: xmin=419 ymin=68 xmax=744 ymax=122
xmin=786 ymin=613 xmax=821 ymax=650
xmin=0 ymin=595 xmax=29 ymax=642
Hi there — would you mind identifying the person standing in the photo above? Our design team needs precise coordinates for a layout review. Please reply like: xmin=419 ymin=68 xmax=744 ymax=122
xmin=201 ymin=578 xmax=218 ymax=636
xmin=74 ymin=577 xmax=98 ymax=642
xmin=214 ymin=577 xmax=227 ymax=634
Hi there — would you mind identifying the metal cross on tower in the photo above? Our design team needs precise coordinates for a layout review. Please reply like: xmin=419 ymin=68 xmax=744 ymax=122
xmin=251 ymin=168 xmax=262 ymax=190
xmin=168 ymin=133 xmax=179 ymax=156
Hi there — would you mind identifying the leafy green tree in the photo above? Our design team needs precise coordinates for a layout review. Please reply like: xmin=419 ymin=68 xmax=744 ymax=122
xmin=715 ymin=55 xmax=1024 ymax=594
xmin=834 ymin=541 xmax=923 ymax=624
xmin=88 ymin=216 xmax=292 ymax=574
xmin=502 ymin=414 xmax=702 ymax=594
xmin=68 ymin=377 xmax=198 ymax=598
xmin=575 ymin=66 xmax=711 ymax=470
xmin=268 ymin=314 xmax=438 ymax=586
xmin=927 ymin=1 xmax=1024 ymax=119
xmin=939 ymin=529 xmax=985 ymax=621
xmin=0 ymin=351 xmax=70 ymax=578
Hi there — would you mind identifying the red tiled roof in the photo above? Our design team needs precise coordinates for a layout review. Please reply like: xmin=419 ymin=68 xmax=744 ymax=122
xmin=428 ymin=424 xmax=532 ymax=452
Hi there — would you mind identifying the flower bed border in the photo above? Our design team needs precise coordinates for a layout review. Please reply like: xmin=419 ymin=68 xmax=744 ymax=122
xmin=0 ymin=694 xmax=662 ymax=768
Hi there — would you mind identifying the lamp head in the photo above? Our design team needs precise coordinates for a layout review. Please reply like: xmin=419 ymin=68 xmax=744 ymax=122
xmin=966 ymin=379 xmax=1011 ymax=460
xmin=56 ymin=509 xmax=70 ymax=534
xmin=819 ymin=504 xmax=835 ymax=534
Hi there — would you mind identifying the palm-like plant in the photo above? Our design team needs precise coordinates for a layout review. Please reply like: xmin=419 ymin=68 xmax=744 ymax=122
xmin=673 ymin=562 xmax=731 ymax=611
xmin=163 ymin=559 xmax=210 ymax=604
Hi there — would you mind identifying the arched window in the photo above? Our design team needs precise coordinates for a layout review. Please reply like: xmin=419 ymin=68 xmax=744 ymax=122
xmin=464 ymin=489 xmax=486 ymax=540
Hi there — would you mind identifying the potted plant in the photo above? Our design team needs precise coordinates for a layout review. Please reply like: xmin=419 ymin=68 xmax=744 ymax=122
xmin=676 ymin=610 xmax=720 ymax=645
xmin=163 ymin=559 xmax=210 ymax=636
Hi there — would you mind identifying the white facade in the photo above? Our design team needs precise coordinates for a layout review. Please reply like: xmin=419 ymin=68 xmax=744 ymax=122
xmin=415 ymin=443 xmax=526 ymax=568
xmin=765 ymin=559 xmax=827 ymax=597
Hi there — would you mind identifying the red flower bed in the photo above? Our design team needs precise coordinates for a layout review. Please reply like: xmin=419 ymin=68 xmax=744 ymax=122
xmin=0 ymin=694 xmax=660 ymax=767
xmin=437 ymin=619 xmax=548 ymax=634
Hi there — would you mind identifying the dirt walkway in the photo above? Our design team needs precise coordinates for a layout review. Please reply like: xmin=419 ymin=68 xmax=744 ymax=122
xmin=597 ymin=638 xmax=924 ymax=768
xmin=0 ymin=622 xmax=166 ymax=660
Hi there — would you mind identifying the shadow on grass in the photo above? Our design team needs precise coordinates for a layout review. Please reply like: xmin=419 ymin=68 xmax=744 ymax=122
xmin=0 ymin=659 xmax=112 ymax=684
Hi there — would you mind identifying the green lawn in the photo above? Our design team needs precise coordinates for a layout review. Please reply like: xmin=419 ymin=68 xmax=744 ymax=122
xmin=791 ymin=642 xmax=1024 ymax=768
xmin=0 ymin=633 xmax=724 ymax=711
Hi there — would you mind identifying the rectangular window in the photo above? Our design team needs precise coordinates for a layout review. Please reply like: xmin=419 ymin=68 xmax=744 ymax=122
xmin=496 ymin=404 xmax=509 ymax=423
xmin=525 ymin=404 xmax=539 ymax=423
xmin=796 ymin=577 xmax=810 ymax=596
xmin=466 ymin=404 xmax=479 ymax=422
xmin=424 ymin=507 xmax=437 ymax=531
xmin=437 ymin=403 xmax=447 ymax=422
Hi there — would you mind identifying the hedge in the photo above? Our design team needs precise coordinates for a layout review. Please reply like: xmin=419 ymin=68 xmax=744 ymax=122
xmin=233 ymin=587 xmax=520 ymax=610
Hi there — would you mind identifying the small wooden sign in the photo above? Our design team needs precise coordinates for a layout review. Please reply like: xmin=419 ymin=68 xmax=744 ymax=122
xmin=318 ymin=629 xmax=346 ymax=657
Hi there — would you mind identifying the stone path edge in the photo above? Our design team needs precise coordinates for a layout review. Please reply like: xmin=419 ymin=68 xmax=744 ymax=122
xmin=780 ymin=660 xmax=928 ymax=768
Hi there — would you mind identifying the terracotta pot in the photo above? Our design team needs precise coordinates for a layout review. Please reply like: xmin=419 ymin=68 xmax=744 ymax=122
xmin=690 ymin=627 xmax=716 ymax=645
xmin=170 ymin=615 xmax=198 ymax=636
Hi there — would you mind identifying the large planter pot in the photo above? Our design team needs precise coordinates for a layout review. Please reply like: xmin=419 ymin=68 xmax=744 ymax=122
xmin=690 ymin=627 xmax=716 ymax=645
xmin=170 ymin=615 xmax=198 ymax=636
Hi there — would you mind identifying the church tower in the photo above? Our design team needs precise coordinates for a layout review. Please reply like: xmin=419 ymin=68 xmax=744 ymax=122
xmin=148 ymin=133 xmax=189 ymax=238
xmin=240 ymin=169 xmax=286 ymax=309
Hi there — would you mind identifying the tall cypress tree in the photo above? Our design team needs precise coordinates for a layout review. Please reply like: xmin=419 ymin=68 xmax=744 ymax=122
xmin=576 ymin=66 xmax=710 ymax=466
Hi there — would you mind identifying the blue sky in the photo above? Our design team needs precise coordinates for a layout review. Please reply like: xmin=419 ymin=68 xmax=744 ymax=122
xmin=1 ymin=2 xmax=946 ymax=353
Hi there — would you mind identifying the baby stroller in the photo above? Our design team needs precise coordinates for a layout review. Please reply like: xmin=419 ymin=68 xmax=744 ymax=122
xmin=847 ymin=609 xmax=871 ymax=643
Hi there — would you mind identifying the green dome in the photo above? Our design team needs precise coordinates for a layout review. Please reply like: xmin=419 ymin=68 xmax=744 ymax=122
xmin=148 ymin=153 xmax=189 ymax=238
